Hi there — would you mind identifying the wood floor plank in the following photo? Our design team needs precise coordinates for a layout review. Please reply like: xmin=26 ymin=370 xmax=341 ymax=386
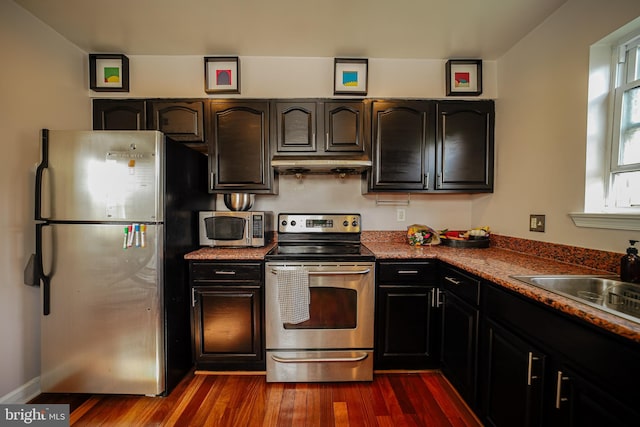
xmin=30 ymin=371 xmax=482 ymax=426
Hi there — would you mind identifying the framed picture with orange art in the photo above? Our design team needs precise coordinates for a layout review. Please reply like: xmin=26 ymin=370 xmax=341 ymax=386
xmin=445 ymin=59 xmax=482 ymax=96
xmin=89 ymin=54 xmax=129 ymax=92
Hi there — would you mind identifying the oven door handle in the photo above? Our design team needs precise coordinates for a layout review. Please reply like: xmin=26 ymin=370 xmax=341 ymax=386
xmin=270 ymin=268 xmax=371 ymax=276
xmin=270 ymin=353 xmax=369 ymax=363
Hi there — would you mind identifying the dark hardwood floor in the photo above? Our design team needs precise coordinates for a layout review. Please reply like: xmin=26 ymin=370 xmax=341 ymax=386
xmin=30 ymin=370 xmax=482 ymax=426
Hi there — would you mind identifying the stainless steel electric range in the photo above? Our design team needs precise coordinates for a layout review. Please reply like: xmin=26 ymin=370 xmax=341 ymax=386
xmin=264 ymin=213 xmax=375 ymax=382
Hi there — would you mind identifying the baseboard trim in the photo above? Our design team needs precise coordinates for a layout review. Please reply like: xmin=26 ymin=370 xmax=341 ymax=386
xmin=0 ymin=377 xmax=41 ymax=404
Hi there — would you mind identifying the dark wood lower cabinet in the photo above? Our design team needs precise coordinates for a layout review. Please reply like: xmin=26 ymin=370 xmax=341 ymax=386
xmin=189 ymin=261 xmax=264 ymax=370
xmin=375 ymin=260 xmax=440 ymax=369
xmin=481 ymin=283 xmax=640 ymax=427
xmin=440 ymin=291 xmax=479 ymax=408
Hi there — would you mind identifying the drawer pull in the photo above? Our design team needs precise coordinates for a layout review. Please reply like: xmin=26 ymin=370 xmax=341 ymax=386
xmin=444 ymin=276 xmax=462 ymax=285
xmin=215 ymin=270 xmax=237 ymax=275
xmin=398 ymin=270 xmax=419 ymax=274
xmin=271 ymin=353 xmax=368 ymax=364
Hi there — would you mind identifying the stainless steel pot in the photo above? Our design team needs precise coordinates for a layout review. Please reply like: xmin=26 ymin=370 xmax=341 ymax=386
xmin=224 ymin=193 xmax=254 ymax=211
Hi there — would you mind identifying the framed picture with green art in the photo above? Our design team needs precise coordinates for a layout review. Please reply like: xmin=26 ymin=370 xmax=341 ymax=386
xmin=89 ymin=54 xmax=129 ymax=92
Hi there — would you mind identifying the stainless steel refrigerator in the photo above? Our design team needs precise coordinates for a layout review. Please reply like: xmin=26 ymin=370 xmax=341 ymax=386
xmin=33 ymin=129 xmax=212 ymax=396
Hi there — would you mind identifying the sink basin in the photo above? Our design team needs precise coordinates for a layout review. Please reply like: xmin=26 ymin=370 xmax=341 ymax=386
xmin=510 ymin=275 xmax=640 ymax=323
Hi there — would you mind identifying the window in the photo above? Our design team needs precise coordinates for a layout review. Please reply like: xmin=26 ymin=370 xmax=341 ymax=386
xmin=571 ymin=18 xmax=640 ymax=230
xmin=609 ymin=36 xmax=640 ymax=209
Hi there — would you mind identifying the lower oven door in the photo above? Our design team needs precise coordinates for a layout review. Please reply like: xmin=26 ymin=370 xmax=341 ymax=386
xmin=265 ymin=262 xmax=375 ymax=382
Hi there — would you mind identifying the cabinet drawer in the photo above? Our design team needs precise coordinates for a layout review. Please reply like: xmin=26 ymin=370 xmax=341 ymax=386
xmin=441 ymin=265 xmax=480 ymax=306
xmin=191 ymin=262 xmax=262 ymax=282
xmin=378 ymin=261 xmax=438 ymax=285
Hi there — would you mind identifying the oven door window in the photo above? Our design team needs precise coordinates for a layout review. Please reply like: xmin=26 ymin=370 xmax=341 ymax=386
xmin=284 ymin=287 xmax=357 ymax=329
xmin=205 ymin=216 xmax=246 ymax=240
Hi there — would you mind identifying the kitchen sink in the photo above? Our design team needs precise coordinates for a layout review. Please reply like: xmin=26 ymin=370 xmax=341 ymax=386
xmin=510 ymin=275 xmax=640 ymax=323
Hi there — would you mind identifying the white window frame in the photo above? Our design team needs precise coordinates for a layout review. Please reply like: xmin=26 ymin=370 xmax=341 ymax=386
xmin=570 ymin=19 xmax=640 ymax=231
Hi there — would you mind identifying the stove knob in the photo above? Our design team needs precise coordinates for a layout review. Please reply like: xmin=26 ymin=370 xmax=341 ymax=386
xmin=343 ymin=220 xmax=349 ymax=227
xmin=290 ymin=220 xmax=297 ymax=227
xmin=281 ymin=220 xmax=287 ymax=227
xmin=352 ymin=220 xmax=358 ymax=227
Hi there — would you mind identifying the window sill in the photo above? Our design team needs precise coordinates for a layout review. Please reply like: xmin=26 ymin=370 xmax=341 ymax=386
xmin=569 ymin=212 xmax=640 ymax=231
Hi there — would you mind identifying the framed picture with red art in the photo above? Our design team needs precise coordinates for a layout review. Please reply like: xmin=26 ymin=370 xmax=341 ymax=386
xmin=445 ymin=59 xmax=482 ymax=96
xmin=204 ymin=56 xmax=240 ymax=94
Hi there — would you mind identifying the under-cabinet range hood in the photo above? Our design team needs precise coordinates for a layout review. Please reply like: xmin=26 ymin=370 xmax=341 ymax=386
xmin=271 ymin=157 xmax=372 ymax=175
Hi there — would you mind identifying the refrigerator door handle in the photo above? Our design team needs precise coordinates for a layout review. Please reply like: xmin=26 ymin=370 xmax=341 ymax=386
xmin=35 ymin=222 xmax=52 ymax=315
xmin=35 ymin=129 xmax=49 ymax=221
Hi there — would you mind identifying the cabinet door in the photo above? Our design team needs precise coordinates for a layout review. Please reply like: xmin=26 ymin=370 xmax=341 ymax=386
xmin=483 ymin=320 xmax=545 ymax=427
xmin=192 ymin=287 xmax=263 ymax=364
xmin=370 ymin=101 xmax=433 ymax=191
xmin=375 ymin=285 xmax=438 ymax=369
xmin=93 ymin=99 xmax=146 ymax=130
xmin=436 ymin=101 xmax=494 ymax=191
xmin=273 ymin=101 xmax=317 ymax=153
xmin=324 ymin=101 xmax=365 ymax=152
xmin=149 ymin=101 xmax=205 ymax=143
xmin=548 ymin=365 xmax=639 ymax=427
xmin=209 ymin=101 xmax=271 ymax=192
xmin=440 ymin=291 xmax=478 ymax=407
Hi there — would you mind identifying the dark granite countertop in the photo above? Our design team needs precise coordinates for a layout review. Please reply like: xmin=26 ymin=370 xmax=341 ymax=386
xmin=184 ymin=240 xmax=640 ymax=343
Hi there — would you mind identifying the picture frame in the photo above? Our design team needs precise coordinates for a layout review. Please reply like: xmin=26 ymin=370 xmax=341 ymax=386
xmin=445 ymin=59 xmax=482 ymax=96
xmin=205 ymin=56 xmax=240 ymax=94
xmin=89 ymin=54 xmax=129 ymax=92
xmin=334 ymin=58 xmax=368 ymax=96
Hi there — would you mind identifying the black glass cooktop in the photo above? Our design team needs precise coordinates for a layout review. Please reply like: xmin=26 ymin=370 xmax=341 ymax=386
xmin=265 ymin=242 xmax=375 ymax=261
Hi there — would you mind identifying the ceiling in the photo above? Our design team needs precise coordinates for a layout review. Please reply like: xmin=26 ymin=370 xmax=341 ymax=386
xmin=14 ymin=0 xmax=567 ymax=60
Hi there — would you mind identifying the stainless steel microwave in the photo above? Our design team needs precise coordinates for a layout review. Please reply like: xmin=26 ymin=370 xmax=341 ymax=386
xmin=199 ymin=211 xmax=272 ymax=247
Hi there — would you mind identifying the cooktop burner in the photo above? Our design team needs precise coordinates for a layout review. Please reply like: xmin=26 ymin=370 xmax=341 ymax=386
xmin=265 ymin=213 xmax=375 ymax=261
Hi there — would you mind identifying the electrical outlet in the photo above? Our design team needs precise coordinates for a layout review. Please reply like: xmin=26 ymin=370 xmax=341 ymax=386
xmin=529 ymin=214 xmax=545 ymax=232
xmin=396 ymin=208 xmax=406 ymax=222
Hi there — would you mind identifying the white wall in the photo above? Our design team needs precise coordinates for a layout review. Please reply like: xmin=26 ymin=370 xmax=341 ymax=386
xmin=473 ymin=0 xmax=640 ymax=253
xmin=0 ymin=1 xmax=89 ymax=400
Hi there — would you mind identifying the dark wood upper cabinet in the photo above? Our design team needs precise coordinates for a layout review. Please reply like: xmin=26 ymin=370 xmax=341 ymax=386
xmin=148 ymin=100 xmax=205 ymax=143
xmin=436 ymin=100 xmax=494 ymax=191
xmin=93 ymin=99 xmax=146 ymax=130
xmin=369 ymin=100 xmax=434 ymax=191
xmin=209 ymin=100 xmax=272 ymax=193
xmin=324 ymin=101 xmax=365 ymax=152
xmin=272 ymin=99 xmax=366 ymax=156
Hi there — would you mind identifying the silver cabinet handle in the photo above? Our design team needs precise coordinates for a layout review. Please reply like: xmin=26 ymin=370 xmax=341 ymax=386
xmin=398 ymin=270 xmax=419 ymax=274
xmin=271 ymin=353 xmax=368 ymax=363
xmin=527 ymin=352 xmax=540 ymax=385
xmin=444 ymin=276 xmax=462 ymax=285
xmin=431 ymin=288 xmax=444 ymax=308
xmin=215 ymin=270 xmax=237 ymax=275
xmin=555 ymin=371 xmax=570 ymax=409
xmin=191 ymin=288 xmax=197 ymax=307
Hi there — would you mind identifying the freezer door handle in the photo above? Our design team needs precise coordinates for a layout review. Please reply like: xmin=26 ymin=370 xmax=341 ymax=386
xmin=35 ymin=129 xmax=49 ymax=221
xmin=35 ymin=222 xmax=51 ymax=315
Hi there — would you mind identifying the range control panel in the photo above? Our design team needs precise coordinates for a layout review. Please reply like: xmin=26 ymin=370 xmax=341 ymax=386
xmin=277 ymin=213 xmax=361 ymax=234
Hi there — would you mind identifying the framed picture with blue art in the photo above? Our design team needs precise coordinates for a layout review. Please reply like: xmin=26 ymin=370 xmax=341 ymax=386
xmin=334 ymin=58 xmax=368 ymax=95
xmin=89 ymin=54 xmax=129 ymax=92
xmin=205 ymin=56 xmax=240 ymax=94
xmin=445 ymin=59 xmax=482 ymax=96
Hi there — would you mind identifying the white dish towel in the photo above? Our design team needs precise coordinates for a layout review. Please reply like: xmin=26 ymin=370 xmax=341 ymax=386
xmin=276 ymin=267 xmax=310 ymax=324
